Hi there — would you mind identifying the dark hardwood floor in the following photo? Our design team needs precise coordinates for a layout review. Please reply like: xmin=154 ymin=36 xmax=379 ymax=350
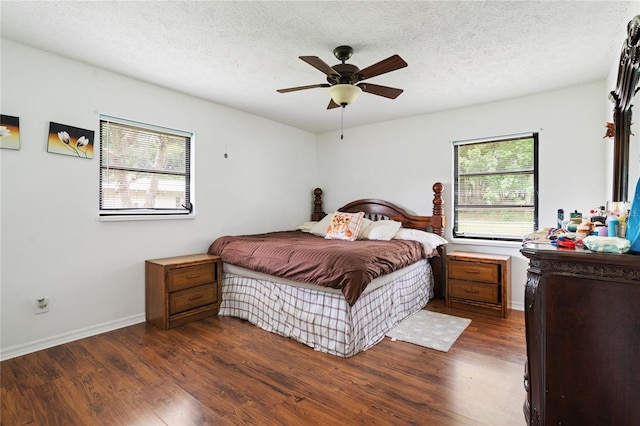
xmin=1 ymin=299 xmax=526 ymax=425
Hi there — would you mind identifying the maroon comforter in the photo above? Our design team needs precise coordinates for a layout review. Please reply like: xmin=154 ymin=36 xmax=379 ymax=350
xmin=208 ymin=231 xmax=425 ymax=306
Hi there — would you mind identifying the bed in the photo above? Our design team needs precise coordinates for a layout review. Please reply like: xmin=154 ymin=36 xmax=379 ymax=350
xmin=208 ymin=182 xmax=447 ymax=357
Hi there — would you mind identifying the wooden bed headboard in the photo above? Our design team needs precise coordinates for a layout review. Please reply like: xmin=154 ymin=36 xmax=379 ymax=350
xmin=311 ymin=182 xmax=446 ymax=236
xmin=310 ymin=182 xmax=447 ymax=298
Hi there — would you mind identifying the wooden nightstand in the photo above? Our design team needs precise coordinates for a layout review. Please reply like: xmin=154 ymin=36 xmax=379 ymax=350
xmin=446 ymin=251 xmax=511 ymax=318
xmin=145 ymin=254 xmax=222 ymax=330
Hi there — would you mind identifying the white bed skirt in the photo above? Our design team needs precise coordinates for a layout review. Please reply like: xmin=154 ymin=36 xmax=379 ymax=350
xmin=218 ymin=259 xmax=433 ymax=357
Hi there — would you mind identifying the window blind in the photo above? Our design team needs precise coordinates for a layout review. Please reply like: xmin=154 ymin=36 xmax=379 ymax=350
xmin=99 ymin=115 xmax=193 ymax=216
xmin=453 ymin=133 xmax=539 ymax=241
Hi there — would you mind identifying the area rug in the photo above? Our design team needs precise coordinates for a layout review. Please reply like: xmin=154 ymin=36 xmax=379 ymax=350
xmin=386 ymin=310 xmax=471 ymax=352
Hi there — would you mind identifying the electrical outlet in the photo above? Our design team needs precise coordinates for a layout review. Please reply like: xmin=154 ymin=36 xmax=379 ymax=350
xmin=35 ymin=296 xmax=49 ymax=314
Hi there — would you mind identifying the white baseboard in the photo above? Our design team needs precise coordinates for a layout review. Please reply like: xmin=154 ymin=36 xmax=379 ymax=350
xmin=510 ymin=300 xmax=524 ymax=311
xmin=0 ymin=313 xmax=146 ymax=361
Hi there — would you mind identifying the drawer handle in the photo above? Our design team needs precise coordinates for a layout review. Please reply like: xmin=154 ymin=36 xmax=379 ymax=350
xmin=464 ymin=288 xmax=480 ymax=294
xmin=186 ymin=274 xmax=200 ymax=279
xmin=188 ymin=295 xmax=203 ymax=301
xmin=464 ymin=269 xmax=480 ymax=274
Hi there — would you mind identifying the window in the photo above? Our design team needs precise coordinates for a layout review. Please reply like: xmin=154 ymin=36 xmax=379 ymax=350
xmin=453 ymin=133 xmax=538 ymax=241
xmin=99 ymin=115 xmax=193 ymax=217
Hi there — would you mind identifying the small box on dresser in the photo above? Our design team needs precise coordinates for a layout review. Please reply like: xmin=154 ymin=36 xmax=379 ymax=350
xmin=145 ymin=254 xmax=222 ymax=330
xmin=446 ymin=251 xmax=511 ymax=318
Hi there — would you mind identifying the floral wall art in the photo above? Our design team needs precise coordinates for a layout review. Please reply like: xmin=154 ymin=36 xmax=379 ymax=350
xmin=47 ymin=121 xmax=94 ymax=159
xmin=0 ymin=114 xmax=21 ymax=150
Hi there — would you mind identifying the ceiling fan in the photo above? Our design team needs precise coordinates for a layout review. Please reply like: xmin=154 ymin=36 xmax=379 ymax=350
xmin=277 ymin=45 xmax=408 ymax=109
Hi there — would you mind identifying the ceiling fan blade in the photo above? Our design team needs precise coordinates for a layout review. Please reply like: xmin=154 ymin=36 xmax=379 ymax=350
xmin=358 ymin=83 xmax=404 ymax=99
xmin=277 ymin=83 xmax=330 ymax=93
xmin=299 ymin=56 xmax=340 ymax=77
xmin=356 ymin=55 xmax=408 ymax=81
xmin=327 ymin=99 xmax=340 ymax=109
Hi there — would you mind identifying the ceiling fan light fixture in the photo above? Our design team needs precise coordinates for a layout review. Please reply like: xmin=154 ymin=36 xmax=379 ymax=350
xmin=328 ymin=84 xmax=362 ymax=106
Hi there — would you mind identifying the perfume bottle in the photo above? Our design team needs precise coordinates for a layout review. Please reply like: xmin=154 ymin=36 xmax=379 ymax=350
xmin=557 ymin=209 xmax=564 ymax=229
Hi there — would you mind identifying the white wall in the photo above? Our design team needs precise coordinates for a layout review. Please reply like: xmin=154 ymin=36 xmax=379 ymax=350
xmin=317 ymin=80 xmax=640 ymax=311
xmin=0 ymin=40 xmax=317 ymax=359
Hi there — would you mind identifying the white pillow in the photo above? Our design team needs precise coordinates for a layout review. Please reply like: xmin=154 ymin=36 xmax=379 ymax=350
xmin=309 ymin=213 xmax=334 ymax=237
xmin=357 ymin=218 xmax=374 ymax=239
xmin=294 ymin=221 xmax=317 ymax=232
xmin=359 ymin=219 xmax=402 ymax=241
xmin=393 ymin=227 xmax=448 ymax=253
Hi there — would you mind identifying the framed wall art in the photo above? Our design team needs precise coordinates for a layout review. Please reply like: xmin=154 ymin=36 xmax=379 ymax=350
xmin=47 ymin=121 xmax=95 ymax=159
xmin=0 ymin=114 xmax=21 ymax=150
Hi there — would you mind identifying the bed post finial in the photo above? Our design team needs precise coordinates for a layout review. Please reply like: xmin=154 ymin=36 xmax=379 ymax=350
xmin=312 ymin=188 xmax=326 ymax=221
xmin=432 ymin=182 xmax=446 ymax=236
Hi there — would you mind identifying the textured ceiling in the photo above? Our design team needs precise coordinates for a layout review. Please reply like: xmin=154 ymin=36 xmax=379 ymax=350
xmin=1 ymin=1 xmax=637 ymax=134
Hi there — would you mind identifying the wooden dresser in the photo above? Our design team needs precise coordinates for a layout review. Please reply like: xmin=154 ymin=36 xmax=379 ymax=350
xmin=520 ymin=243 xmax=640 ymax=425
xmin=145 ymin=254 xmax=222 ymax=330
xmin=446 ymin=251 xmax=511 ymax=318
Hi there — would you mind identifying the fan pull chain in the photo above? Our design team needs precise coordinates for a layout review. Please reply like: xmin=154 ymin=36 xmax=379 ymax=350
xmin=340 ymin=105 xmax=345 ymax=140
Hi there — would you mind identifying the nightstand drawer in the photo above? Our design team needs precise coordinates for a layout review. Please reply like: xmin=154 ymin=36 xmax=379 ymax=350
xmin=449 ymin=260 xmax=499 ymax=284
xmin=169 ymin=283 xmax=217 ymax=315
xmin=167 ymin=263 xmax=215 ymax=292
xmin=449 ymin=279 xmax=499 ymax=303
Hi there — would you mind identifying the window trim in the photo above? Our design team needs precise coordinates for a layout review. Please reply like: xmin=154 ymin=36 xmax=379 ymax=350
xmin=98 ymin=114 xmax=195 ymax=219
xmin=452 ymin=132 xmax=539 ymax=242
